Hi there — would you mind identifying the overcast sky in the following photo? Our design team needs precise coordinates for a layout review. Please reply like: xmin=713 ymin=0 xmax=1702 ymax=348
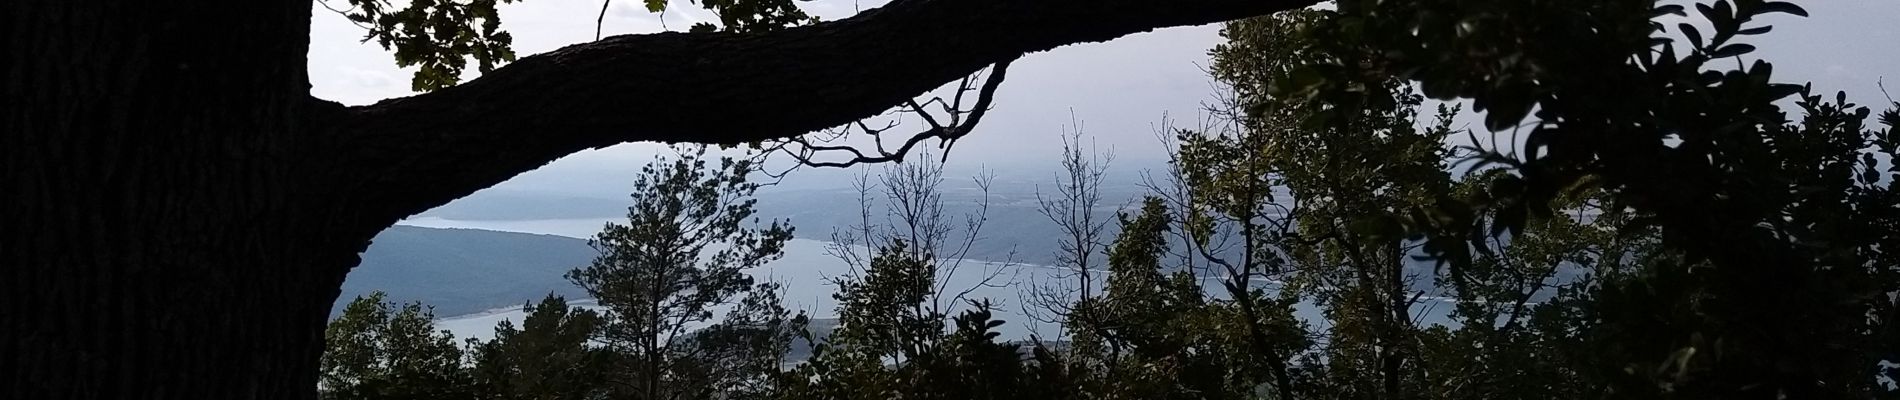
xmin=308 ymin=0 xmax=1898 ymax=198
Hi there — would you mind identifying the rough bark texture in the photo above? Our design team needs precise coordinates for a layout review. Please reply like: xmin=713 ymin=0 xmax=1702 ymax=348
xmin=2 ymin=0 xmax=1313 ymax=398
xmin=3 ymin=1 xmax=366 ymax=399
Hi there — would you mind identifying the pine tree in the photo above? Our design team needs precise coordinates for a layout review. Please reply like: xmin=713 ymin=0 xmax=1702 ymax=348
xmin=470 ymin=294 xmax=614 ymax=400
xmin=565 ymin=145 xmax=796 ymax=400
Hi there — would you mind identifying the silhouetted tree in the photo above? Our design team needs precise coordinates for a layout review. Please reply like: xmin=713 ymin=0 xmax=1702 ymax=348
xmin=469 ymin=294 xmax=615 ymax=400
xmin=320 ymin=292 xmax=474 ymax=400
xmin=566 ymin=145 xmax=795 ymax=400
xmin=2 ymin=1 xmax=1317 ymax=397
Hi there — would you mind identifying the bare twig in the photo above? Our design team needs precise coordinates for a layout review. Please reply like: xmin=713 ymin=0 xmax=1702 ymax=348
xmin=777 ymin=58 xmax=1017 ymax=168
xmin=596 ymin=0 xmax=613 ymax=40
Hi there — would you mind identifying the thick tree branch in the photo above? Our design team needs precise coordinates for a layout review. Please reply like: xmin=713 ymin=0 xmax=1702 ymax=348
xmin=325 ymin=0 xmax=1316 ymax=227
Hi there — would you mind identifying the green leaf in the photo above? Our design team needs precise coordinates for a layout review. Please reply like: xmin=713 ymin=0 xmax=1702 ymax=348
xmin=1488 ymin=211 xmax=1518 ymax=239
xmin=645 ymin=0 xmax=667 ymax=13
xmin=1756 ymin=1 xmax=1809 ymax=17
xmin=1765 ymin=83 xmax=1804 ymax=101
xmin=1348 ymin=214 xmax=1405 ymax=240
xmin=1482 ymin=84 xmax=1536 ymax=132
xmin=1653 ymin=4 xmax=1687 ymax=18
xmin=1709 ymin=43 xmax=1756 ymax=58
xmin=1274 ymin=66 xmax=1327 ymax=98
xmin=1680 ymin=23 xmax=1703 ymax=49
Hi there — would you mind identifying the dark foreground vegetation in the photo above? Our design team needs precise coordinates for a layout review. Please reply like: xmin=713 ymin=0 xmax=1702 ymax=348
xmin=322 ymin=2 xmax=1898 ymax=399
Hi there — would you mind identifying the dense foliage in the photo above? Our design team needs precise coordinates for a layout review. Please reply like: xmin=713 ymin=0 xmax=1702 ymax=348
xmin=322 ymin=292 xmax=475 ymax=400
xmin=325 ymin=0 xmax=817 ymax=90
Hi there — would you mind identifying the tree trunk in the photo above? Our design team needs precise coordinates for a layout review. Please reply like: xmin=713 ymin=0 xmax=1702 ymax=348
xmin=2 ymin=0 xmax=1311 ymax=398
xmin=3 ymin=1 xmax=365 ymax=398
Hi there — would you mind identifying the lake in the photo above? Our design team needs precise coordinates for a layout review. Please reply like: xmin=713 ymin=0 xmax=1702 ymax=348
xmin=401 ymin=217 xmax=1457 ymax=342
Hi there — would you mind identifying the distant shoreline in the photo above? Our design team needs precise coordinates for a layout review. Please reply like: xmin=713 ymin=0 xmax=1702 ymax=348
xmin=434 ymin=298 xmax=603 ymax=322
